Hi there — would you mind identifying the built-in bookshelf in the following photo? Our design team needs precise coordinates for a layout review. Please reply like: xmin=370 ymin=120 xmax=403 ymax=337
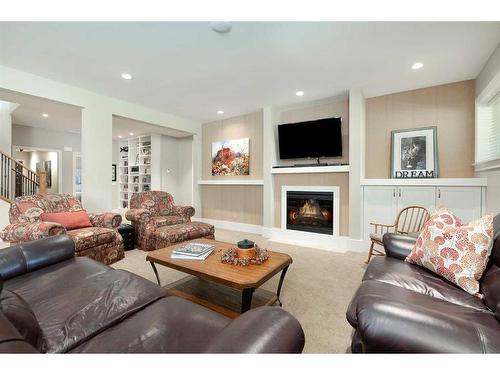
xmin=119 ymin=135 xmax=153 ymax=209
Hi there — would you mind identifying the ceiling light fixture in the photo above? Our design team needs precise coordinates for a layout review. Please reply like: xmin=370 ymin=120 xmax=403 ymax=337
xmin=210 ymin=22 xmax=232 ymax=34
xmin=295 ymin=91 xmax=305 ymax=97
xmin=217 ymin=110 xmax=224 ymax=115
xmin=129 ymin=133 xmax=134 ymax=136
xmin=412 ymin=62 xmax=424 ymax=70
xmin=118 ymin=135 xmax=122 ymax=138
xmin=121 ymin=73 xmax=133 ymax=80
xmin=42 ymin=113 xmax=49 ymax=118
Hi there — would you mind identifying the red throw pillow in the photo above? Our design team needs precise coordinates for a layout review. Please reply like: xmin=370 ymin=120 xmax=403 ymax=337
xmin=405 ymin=207 xmax=494 ymax=296
xmin=40 ymin=210 xmax=92 ymax=230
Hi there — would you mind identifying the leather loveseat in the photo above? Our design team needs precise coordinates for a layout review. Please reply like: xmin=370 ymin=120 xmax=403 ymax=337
xmin=346 ymin=214 xmax=500 ymax=353
xmin=0 ymin=236 xmax=305 ymax=353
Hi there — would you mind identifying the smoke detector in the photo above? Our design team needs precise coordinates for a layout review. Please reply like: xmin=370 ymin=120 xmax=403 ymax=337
xmin=210 ymin=22 xmax=232 ymax=34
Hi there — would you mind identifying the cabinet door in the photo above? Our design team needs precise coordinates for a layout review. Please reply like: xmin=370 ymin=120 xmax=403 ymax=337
xmin=363 ymin=186 xmax=398 ymax=240
xmin=397 ymin=186 xmax=436 ymax=212
xmin=437 ymin=186 xmax=482 ymax=223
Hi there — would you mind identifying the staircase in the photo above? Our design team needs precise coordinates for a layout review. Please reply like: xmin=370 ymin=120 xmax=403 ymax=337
xmin=0 ymin=149 xmax=46 ymax=204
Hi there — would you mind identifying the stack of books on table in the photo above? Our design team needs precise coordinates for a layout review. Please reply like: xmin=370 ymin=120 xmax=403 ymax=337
xmin=170 ymin=243 xmax=215 ymax=260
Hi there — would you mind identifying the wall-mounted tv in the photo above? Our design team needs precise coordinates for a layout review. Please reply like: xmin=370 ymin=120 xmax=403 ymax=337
xmin=278 ymin=117 xmax=342 ymax=160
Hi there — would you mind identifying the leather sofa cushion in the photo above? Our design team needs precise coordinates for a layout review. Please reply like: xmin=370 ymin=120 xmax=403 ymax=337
xmin=70 ymin=296 xmax=231 ymax=353
xmin=351 ymin=280 xmax=500 ymax=353
xmin=67 ymin=227 xmax=117 ymax=252
xmin=481 ymin=264 xmax=500 ymax=315
xmin=364 ymin=256 xmax=488 ymax=312
xmin=40 ymin=210 xmax=92 ymax=230
xmin=0 ymin=288 xmax=45 ymax=352
xmin=0 ymin=311 xmax=38 ymax=353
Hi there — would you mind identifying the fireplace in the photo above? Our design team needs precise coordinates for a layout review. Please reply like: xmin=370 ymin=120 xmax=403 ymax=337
xmin=286 ymin=190 xmax=334 ymax=235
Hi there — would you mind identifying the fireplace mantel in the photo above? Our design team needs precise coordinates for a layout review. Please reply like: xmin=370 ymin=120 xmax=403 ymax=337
xmin=281 ymin=185 xmax=340 ymax=238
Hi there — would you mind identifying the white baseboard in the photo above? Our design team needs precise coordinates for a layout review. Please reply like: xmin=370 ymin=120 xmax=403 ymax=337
xmin=197 ymin=217 xmax=369 ymax=253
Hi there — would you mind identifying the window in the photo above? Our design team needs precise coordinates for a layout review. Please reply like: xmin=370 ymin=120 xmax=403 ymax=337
xmin=476 ymin=95 xmax=500 ymax=164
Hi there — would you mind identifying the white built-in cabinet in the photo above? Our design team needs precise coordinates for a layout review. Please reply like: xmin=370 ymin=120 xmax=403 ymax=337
xmin=361 ymin=179 xmax=487 ymax=240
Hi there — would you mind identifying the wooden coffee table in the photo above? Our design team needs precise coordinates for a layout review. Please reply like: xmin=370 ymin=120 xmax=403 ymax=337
xmin=146 ymin=239 xmax=292 ymax=318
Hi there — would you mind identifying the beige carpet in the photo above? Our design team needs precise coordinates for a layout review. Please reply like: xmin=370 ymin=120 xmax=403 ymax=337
xmin=112 ymin=229 xmax=367 ymax=353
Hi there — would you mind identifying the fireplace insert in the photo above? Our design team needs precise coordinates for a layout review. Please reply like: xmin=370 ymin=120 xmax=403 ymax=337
xmin=286 ymin=191 xmax=334 ymax=235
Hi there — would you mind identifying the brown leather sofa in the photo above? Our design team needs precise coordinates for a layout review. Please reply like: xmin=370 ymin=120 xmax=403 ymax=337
xmin=347 ymin=214 xmax=500 ymax=353
xmin=0 ymin=236 xmax=305 ymax=353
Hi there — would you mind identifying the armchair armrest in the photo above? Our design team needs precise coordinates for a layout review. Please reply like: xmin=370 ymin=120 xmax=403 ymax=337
xmin=0 ymin=221 xmax=66 ymax=243
xmin=204 ymin=307 xmax=305 ymax=353
xmin=125 ymin=209 xmax=150 ymax=223
xmin=173 ymin=205 xmax=195 ymax=221
xmin=0 ymin=235 xmax=75 ymax=281
xmin=89 ymin=212 xmax=122 ymax=229
xmin=370 ymin=222 xmax=396 ymax=234
xmin=383 ymin=233 xmax=416 ymax=260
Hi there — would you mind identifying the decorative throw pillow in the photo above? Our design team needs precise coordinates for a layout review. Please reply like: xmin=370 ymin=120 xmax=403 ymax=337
xmin=405 ymin=207 xmax=494 ymax=296
xmin=40 ymin=210 xmax=92 ymax=230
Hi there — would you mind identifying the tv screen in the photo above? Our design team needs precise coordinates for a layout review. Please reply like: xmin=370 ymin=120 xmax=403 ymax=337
xmin=278 ymin=117 xmax=342 ymax=160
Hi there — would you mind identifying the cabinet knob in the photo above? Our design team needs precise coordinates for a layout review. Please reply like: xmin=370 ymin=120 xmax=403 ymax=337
xmin=438 ymin=189 xmax=441 ymax=199
xmin=398 ymin=189 xmax=401 ymax=198
xmin=393 ymin=188 xmax=395 ymax=197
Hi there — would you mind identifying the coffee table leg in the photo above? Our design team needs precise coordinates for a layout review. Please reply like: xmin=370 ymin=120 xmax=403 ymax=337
xmin=150 ymin=261 xmax=161 ymax=286
xmin=241 ymin=288 xmax=255 ymax=313
xmin=276 ymin=265 xmax=289 ymax=307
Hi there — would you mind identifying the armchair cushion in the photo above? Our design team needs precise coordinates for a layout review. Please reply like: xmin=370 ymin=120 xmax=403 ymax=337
xmin=153 ymin=216 xmax=186 ymax=228
xmin=89 ymin=212 xmax=122 ymax=229
xmin=40 ymin=210 xmax=92 ymax=230
xmin=67 ymin=227 xmax=119 ymax=252
xmin=0 ymin=221 xmax=66 ymax=243
xmin=173 ymin=205 xmax=195 ymax=221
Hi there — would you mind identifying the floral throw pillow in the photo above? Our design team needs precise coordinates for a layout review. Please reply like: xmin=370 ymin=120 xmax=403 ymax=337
xmin=405 ymin=208 xmax=494 ymax=296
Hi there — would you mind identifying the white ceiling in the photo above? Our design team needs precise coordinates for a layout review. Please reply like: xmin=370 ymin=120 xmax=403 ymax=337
xmin=112 ymin=116 xmax=192 ymax=139
xmin=1 ymin=22 xmax=500 ymax=123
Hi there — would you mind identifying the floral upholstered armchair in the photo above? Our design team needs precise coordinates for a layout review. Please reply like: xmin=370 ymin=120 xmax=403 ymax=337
xmin=125 ymin=191 xmax=195 ymax=251
xmin=0 ymin=194 xmax=124 ymax=265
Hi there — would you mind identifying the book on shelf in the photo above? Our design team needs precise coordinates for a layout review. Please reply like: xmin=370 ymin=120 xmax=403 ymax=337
xmin=170 ymin=243 xmax=215 ymax=260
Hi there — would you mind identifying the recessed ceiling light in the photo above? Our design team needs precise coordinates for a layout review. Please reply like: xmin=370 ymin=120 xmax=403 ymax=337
xmin=296 ymin=91 xmax=305 ymax=97
xmin=118 ymin=135 xmax=122 ymax=138
xmin=42 ymin=113 xmax=49 ymax=118
xmin=129 ymin=133 xmax=134 ymax=136
xmin=412 ymin=62 xmax=424 ymax=70
xmin=217 ymin=110 xmax=224 ymax=115
xmin=121 ymin=73 xmax=133 ymax=80
xmin=210 ymin=22 xmax=232 ymax=34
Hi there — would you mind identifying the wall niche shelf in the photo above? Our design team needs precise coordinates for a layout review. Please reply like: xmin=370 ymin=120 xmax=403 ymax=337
xmin=271 ymin=165 xmax=350 ymax=174
xmin=198 ymin=180 xmax=264 ymax=186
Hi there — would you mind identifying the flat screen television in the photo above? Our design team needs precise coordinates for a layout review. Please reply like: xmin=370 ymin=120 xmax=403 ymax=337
xmin=278 ymin=117 xmax=342 ymax=160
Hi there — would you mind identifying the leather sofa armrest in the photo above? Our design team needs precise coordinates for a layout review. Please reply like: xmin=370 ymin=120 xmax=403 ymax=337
xmin=0 ymin=235 xmax=75 ymax=281
xmin=0 ymin=221 xmax=66 ymax=243
xmin=383 ymin=233 xmax=416 ymax=260
xmin=89 ymin=212 xmax=122 ymax=229
xmin=173 ymin=205 xmax=195 ymax=221
xmin=125 ymin=209 xmax=150 ymax=223
xmin=204 ymin=307 xmax=305 ymax=353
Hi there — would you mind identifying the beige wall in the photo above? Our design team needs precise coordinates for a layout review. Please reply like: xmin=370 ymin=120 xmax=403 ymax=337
xmin=365 ymin=80 xmax=475 ymax=178
xmin=279 ymin=98 xmax=349 ymax=165
xmin=202 ymin=185 xmax=263 ymax=225
xmin=273 ymin=173 xmax=349 ymax=236
xmin=202 ymin=110 xmax=263 ymax=179
xmin=201 ymin=110 xmax=264 ymax=223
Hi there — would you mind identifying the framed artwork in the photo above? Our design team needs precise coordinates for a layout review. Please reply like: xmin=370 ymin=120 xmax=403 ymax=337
xmin=390 ymin=126 xmax=438 ymax=178
xmin=36 ymin=161 xmax=52 ymax=188
xmin=211 ymin=138 xmax=250 ymax=176
xmin=112 ymin=164 xmax=117 ymax=182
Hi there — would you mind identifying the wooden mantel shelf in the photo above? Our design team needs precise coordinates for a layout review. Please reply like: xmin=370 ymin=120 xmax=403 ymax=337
xmin=271 ymin=165 xmax=350 ymax=174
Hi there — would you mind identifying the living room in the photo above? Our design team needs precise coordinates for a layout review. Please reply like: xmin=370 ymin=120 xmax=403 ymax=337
xmin=1 ymin=1 xmax=500 ymax=373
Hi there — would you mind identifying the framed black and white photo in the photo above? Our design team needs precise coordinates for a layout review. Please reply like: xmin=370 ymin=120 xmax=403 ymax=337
xmin=390 ymin=126 xmax=438 ymax=178
xmin=112 ymin=164 xmax=117 ymax=182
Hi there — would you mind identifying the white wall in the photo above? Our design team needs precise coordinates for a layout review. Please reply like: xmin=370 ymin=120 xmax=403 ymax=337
xmin=176 ymin=136 xmax=194 ymax=207
xmin=475 ymin=42 xmax=500 ymax=214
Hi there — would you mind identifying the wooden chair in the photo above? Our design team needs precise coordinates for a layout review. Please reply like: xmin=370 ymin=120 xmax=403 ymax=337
xmin=366 ymin=205 xmax=431 ymax=264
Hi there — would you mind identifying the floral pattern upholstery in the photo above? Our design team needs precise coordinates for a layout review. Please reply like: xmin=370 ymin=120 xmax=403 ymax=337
xmin=125 ymin=191 xmax=207 ymax=251
xmin=1 ymin=194 xmax=124 ymax=265
xmin=155 ymin=222 xmax=215 ymax=249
